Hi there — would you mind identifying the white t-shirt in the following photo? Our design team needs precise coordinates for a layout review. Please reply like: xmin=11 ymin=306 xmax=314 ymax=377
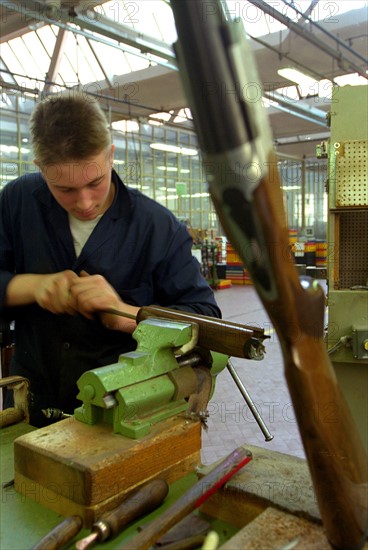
xmin=68 ymin=213 xmax=103 ymax=256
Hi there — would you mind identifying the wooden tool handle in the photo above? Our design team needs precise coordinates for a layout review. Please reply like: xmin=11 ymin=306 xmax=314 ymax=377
xmin=120 ymin=447 xmax=252 ymax=550
xmin=31 ymin=516 xmax=83 ymax=550
xmin=101 ymin=479 xmax=169 ymax=538
xmin=137 ymin=305 xmax=266 ymax=359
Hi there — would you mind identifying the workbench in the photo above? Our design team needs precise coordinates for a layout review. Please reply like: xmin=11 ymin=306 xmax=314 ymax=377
xmin=2 ymin=420 xmax=358 ymax=549
xmin=1 ymin=422 xmax=238 ymax=550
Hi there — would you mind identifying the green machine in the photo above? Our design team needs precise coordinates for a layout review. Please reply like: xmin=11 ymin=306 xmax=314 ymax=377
xmin=325 ymin=85 xmax=368 ymax=451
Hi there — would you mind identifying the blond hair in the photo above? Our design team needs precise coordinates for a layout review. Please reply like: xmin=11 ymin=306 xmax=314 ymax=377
xmin=30 ymin=93 xmax=111 ymax=166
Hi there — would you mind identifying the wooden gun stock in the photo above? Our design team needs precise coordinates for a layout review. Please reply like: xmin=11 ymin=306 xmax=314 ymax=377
xmin=245 ymin=157 xmax=368 ymax=549
xmin=212 ymin=149 xmax=368 ymax=549
xmin=170 ymin=1 xmax=368 ymax=548
xmin=137 ymin=305 xmax=267 ymax=359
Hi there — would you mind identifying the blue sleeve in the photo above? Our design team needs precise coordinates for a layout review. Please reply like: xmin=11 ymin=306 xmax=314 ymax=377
xmin=0 ymin=185 xmax=16 ymax=314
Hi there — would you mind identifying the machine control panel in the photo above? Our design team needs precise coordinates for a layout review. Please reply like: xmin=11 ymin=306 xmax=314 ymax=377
xmin=352 ymin=325 xmax=368 ymax=360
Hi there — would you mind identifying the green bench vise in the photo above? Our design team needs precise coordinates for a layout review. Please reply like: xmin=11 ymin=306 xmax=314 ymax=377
xmin=74 ymin=317 xmax=228 ymax=439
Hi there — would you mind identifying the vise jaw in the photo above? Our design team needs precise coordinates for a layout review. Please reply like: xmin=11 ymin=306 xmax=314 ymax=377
xmin=74 ymin=318 xmax=228 ymax=439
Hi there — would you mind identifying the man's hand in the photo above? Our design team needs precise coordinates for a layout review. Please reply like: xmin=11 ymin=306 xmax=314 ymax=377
xmin=69 ymin=271 xmax=121 ymax=320
xmin=5 ymin=270 xmax=137 ymax=332
xmin=70 ymin=271 xmax=138 ymax=333
xmin=5 ymin=271 xmax=78 ymax=314
xmin=34 ymin=270 xmax=79 ymax=315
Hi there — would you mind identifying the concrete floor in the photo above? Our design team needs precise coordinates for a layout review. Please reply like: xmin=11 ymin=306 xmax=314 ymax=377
xmin=201 ymin=284 xmax=307 ymax=465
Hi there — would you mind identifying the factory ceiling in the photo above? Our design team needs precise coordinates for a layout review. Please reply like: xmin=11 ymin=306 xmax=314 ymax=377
xmin=0 ymin=0 xmax=367 ymax=158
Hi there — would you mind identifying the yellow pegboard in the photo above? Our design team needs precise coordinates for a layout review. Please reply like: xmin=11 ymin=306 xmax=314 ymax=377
xmin=334 ymin=140 xmax=368 ymax=207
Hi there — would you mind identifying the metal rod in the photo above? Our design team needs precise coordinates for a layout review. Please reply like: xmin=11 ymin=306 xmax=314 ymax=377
xmin=227 ymin=360 xmax=273 ymax=442
xmin=102 ymin=308 xmax=136 ymax=320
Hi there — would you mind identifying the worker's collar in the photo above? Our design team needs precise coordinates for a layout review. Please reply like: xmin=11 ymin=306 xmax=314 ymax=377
xmin=109 ymin=169 xmax=133 ymax=219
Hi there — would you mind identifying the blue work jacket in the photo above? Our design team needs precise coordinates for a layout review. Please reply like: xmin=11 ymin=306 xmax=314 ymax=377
xmin=0 ymin=170 xmax=220 ymax=424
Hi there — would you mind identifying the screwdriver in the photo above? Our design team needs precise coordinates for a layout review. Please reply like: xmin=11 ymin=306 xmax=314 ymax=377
xmin=76 ymin=478 xmax=169 ymax=550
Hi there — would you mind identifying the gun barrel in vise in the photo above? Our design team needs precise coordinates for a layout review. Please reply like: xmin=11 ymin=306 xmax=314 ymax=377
xmin=137 ymin=305 xmax=268 ymax=360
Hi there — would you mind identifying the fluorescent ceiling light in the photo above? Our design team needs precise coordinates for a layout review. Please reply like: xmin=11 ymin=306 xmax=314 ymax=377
xmin=180 ymin=148 xmax=197 ymax=156
xmin=149 ymin=112 xmax=172 ymax=122
xmin=173 ymin=108 xmax=192 ymax=123
xmin=333 ymin=73 xmax=368 ymax=86
xmin=156 ymin=166 xmax=191 ymax=173
xmin=150 ymin=143 xmax=198 ymax=155
xmin=278 ymin=68 xmax=318 ymax=88
xmin=0 ymin=144 xmax=30 ymax=154
xmin=156 ymin=192 xmax=210 ymax=200
xmin=130 ymin=184 xmax=150 ymax=190
xmin=157 ymin=166 xmax=178 ymax=172
xmin=112 ymin=120 xmax=139 ymax=133
xmin=277 ymin=68 xmax=324 ymax=97
xmin=317 ymin=79 xmax=334 ymax=98
xmin=277 ymin=71 xmax=335 ymax=99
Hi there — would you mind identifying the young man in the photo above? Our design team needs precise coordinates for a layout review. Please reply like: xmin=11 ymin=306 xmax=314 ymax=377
xmin=0 ymin=93 xmax=220 ymax=426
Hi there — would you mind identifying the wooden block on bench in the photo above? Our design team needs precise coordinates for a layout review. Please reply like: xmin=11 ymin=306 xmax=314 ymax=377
xmin=14 ymin=415 xmax=201 ymax=526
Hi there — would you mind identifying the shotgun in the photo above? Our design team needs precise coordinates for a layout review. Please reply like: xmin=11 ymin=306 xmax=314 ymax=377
xmin=170 ymin=2 xmax=368 ymax=549
xmin=103 ymin=305 xmax=268 ymax=360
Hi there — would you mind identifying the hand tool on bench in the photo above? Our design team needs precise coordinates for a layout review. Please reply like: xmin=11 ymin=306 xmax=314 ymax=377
xmin=154 ymin=534 xmax=207 ymax=550
xmin=76 ymin=478 xmax=169 ymax=550
xmin=119 ymin=446 xmax=252 ymax=550
xmin=152 ymin=514 xmax=211 ymax=549
xmin=170 ymin=1 xmax=368 ymax=548
xmin=31 ymin=515 xmax=83 ymax=550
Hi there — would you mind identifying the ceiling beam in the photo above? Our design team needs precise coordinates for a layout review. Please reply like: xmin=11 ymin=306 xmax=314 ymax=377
xmin=247 ymin=0 xmax=367 ymax=79
xmin=279 ymin=0 xmax=367 ymax=66
xmin=43 ymin=27 xmax=67 ymax=93
xmin=0 ymin=0 xmax=360 ymax=131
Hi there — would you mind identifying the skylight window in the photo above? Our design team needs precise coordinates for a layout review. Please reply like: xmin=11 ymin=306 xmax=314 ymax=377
xmin=224 ymin=1 xmax=367 ymax=37
xmin=95 ymin=1 xmax=178 ymax=44
xmin=309 ymin=0 xmax=366 ymax=19
xmin=0 ymin=0 xmax=365 ymax=101
xmin=225 ymin=1 xmax=287 ymax=36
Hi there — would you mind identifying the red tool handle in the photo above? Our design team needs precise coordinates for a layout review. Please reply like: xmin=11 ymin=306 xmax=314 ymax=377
xmin=119 ymin=447 xmax=252 ymax=550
